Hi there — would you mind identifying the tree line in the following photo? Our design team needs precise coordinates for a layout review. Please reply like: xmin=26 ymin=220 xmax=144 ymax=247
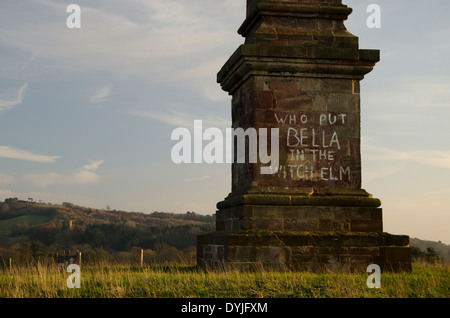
xmin=0 ymin=222 xmax=214 ymax=267
xmin=0 ymin=199 xmax=215 ymax=267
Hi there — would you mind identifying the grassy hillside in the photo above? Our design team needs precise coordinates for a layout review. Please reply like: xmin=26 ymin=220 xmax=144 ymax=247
xmin=0 ymin=214 xmax=51 ymax=235
xmin=0 ymin=198 xmax=215 ymax=263
xmin=0 ymin=198 xmax=214 ymax=230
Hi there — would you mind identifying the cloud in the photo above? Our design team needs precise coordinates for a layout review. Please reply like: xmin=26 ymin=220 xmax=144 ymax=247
xmin=0 ymin=173 xmax=15 ymax=186
xmin=23 ymin=161 xmax=104 ymax=187
xmin=83 ymin=160 xmax=104 ymax=171
xmin=90 ymin=86 xmax=111 ymax=103
xmin=71 ymin=170 xmax=101 ymax=185
xmin=129 ymin=108 xmax=230 ymax=129
xmin=0 ymin=0 xmax=244 ymax=100
xmin=0 ymin=146 xmax=60 ymax=163
xmin=0 ymin=83 xmax=28 ymax=112
xmin=22 ymin=49 xmax=41 ymax=69
xmin=363 ymin=140 xmax=450 ymax=170
xmin=363 ymin=165 xmax=402 ymax=182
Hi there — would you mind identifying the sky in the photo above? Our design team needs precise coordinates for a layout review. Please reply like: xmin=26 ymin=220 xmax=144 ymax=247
xmin=0 ymin=0 xmax=449 ymax=244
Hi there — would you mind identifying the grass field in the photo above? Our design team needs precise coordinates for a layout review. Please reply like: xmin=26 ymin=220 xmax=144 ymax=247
xmin=0 ymin=261 xmax=448 ymax=298
xmin=0 ymin=215 xmax=51 ymax=235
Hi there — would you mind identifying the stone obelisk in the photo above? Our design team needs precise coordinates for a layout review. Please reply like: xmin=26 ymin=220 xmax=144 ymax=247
xmin=198 ymin=0 xmax=412 ymax=272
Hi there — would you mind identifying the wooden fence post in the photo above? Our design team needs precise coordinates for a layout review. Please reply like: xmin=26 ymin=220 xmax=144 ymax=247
xmin=141 ymin=249 xmax=143 ymax=267
xmin=79 ymin=251 xmax=82 ymax=268
xmin=9 ymin=258 xmax=11 ymax=271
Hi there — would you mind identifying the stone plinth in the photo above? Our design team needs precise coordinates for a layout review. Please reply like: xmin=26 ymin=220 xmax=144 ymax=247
xmin=197 ymin=0 xmax=412 ymax=272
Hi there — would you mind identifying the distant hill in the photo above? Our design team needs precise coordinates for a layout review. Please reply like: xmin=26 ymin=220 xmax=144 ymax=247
xmin=0 ymin=198 xmax=215 ymax=253
xmin=410 ymin=237 xmax=450 ymax=260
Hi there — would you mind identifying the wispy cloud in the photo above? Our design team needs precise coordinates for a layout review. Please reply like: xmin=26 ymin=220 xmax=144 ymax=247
xmin=22 ymin=49 xmax=41 ymax=69
xmin=363 ymin=140 xmax=450 ymax=170
xmin=129 ymin=108 xmax=230 ymax=129
xmin=83 ymin=160 xmax=104 ymax=171
xmin=90 ymin=86 xmax=111 ymax=103
xmin=0 ymin=146 xmax=59 ymax=163
xmin=363 ymin=165 xmax=403 ymax=182
xmin=0 ymin=0 xmax=244 ymax=100
xmin=23 ymin=160 xmax=104 ymax=187
xmin=0 ymin=83 xmax=28 ymax=112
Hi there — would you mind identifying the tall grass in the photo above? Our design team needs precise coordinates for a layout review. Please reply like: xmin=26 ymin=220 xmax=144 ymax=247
xmin=0 ymin=260 xmax=448 ymax=298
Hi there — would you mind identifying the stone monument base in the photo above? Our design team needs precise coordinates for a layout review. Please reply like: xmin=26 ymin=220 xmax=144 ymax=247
xmin=198 ymin=231 xmax=411 ymax=273
xmin=198 ymin=194 xmax=412 ymax=272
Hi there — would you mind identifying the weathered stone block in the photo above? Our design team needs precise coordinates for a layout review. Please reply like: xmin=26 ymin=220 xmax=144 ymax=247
xmin=283 ymin=218 xmax=319 ymax=231
xmin=381 ymin=262 xmax=413 ymax=273
xmin=292 ymin=254 xmax=317 ymax=264
xmin=349 ymin=247 xmax=380 ymax=256
xmin=252 ymin=205 xmax=299 ymax=218
xmin=242 ymin=217 xmax=284 ymax=231
xmin=378 ymin=247 xmax=412 ymax=263
xmin=385 ymin=235 xmax=410 ymax=247
xmin=299 ymin=207 xmax=334 ymax=219
xmin=350 ymin=220 xmax=383 ymax=232
xmin=342 ymin=234 xmax=383 ymax=247
xmin=226 ymin=246 xmax=258 ymax=262
xmin=291 ymin=246 xmax=316 ymax=255
xmin=256 ymin=247 xmax=288 ymax=264
xmin=316 ymin=246 xmax=348 ymax=254
xmin=319 ymin=219 xmax=350 ymax=231
xmin=340 ymin=255 xmax=374 ymax=266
